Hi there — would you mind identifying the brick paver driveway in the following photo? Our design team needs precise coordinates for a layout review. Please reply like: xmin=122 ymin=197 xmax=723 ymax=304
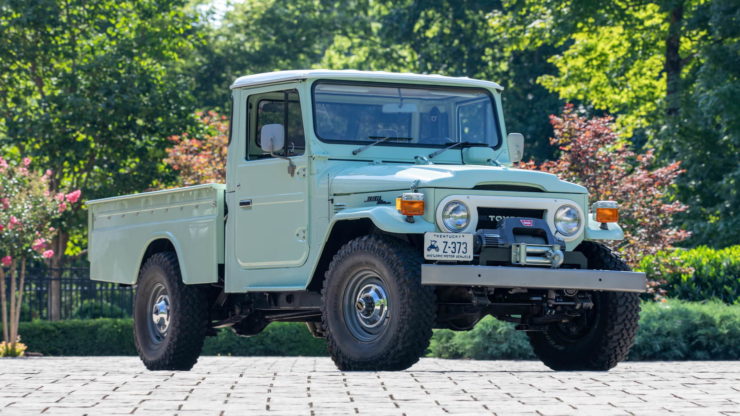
xmin=1 ymin=357 xmax=738 ymax=415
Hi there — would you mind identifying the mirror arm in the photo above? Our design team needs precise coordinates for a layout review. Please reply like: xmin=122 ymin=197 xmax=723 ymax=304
xmin=270 ymin=151 xmax=296 ymax=177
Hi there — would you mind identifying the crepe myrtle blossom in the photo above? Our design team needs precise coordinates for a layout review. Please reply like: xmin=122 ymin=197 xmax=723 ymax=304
xmin=31 ymin=238 xmax=47 ymax=252
xmin=8 ymin=216 xmax=20 ymax=230
xmin=0 ymin=155 xmax=82 ymax=356
xmin=65 ymin=190 xmax=81 ymax=204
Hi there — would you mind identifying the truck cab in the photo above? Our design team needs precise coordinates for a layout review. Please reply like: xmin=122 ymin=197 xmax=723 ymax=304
xmin=88 ymin=70 xmax=646 ymax=372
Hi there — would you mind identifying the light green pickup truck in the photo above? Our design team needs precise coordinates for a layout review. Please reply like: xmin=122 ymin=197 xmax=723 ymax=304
xmin=88 ymin=70 xmax=646 ymax=372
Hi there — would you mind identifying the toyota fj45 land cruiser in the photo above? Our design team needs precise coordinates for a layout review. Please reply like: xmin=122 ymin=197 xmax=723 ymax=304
xmin=87 ymin=70 xmax=646 ymax=372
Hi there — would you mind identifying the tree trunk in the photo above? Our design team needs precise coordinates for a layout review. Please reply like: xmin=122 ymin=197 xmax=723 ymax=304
xmin=8 ymin=260 xmax=16 ymax=346
xmin=664 ymin=1 xmax=684 ymax=124
xmin=12 ymin=258 xmax=27 ymax=346
xmin=0 ymin=266 xmax=8 ymax=342
xmin=48 ymin=230 xmax=69 ymax=321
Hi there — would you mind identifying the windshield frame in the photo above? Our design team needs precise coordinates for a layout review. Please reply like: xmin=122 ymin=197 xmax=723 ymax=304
xmin=310 ymin=79 xmax=503 ymax=151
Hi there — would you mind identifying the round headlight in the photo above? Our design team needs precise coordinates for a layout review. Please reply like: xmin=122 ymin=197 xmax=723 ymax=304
xmin=554 ymin=205 xmax=581 ymax=236
xmin=442 ymin=201 xmax=470 ymax=232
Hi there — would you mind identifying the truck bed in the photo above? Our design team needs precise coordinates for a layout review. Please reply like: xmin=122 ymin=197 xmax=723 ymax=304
xmin=87 ymin=184 xmax=226 ymax=285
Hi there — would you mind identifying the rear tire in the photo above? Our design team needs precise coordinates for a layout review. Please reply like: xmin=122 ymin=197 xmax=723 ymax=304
xmin=321 ymin=235 xmax=436 ymax=371
xmin=527 ymin=242 xmax=641 ymax=371
xmin=133 ymin=252 xmax=208 ymax=371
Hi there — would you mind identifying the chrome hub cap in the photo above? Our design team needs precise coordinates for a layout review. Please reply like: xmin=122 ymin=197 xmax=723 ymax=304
xmin=147 ymin=283 xmax=170 ymax=343
xmin=151 ymin=295 xmax=171 ymax=335
xmin=354 ymin=284 xmax=388 ymax=329
xmin=343 ymin=270 xmax=391 ymax=342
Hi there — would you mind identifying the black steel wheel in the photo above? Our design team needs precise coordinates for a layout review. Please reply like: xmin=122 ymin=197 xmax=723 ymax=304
xmin=527 ymin=242 xmax=641 ymax=371
xmin=321 ymin=235 xmax=436 ymax=371
xmin=133 ymin=252 xmax=208 ymax=371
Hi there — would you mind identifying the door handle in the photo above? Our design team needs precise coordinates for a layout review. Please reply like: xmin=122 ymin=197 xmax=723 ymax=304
xmin=239 ymin=199 xmax=252 ymax=208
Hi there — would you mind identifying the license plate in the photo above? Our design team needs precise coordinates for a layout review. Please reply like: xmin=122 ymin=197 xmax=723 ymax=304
xmin=423 ymin=232 xmax=474 ymax=261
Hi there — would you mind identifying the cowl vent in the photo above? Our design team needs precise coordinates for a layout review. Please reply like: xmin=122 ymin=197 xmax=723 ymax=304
xmin=473 ymin=184 xmax=544 ymax=192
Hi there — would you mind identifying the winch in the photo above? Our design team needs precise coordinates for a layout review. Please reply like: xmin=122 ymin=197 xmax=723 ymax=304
xmin=475 ymin=217 xmax=566 ymax=268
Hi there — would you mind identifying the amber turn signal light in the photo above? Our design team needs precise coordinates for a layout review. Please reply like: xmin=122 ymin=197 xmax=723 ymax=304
xmin=396 ymin=192 xmax=425 ymax=216
xmin=592 ymin=201 xmax=619 ymax=223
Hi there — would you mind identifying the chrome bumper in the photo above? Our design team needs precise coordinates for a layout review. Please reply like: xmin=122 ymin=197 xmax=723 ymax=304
xmin=421 ymin=264 xmax=647 ymax=293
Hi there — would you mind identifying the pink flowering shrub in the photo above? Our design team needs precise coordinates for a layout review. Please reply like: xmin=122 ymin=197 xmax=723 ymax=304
xmin=519 ymin=106 xmax=689 ymax=295
xmin=0 ymin=156 xmax=81 ymax=356
xmin=164 ymin=111 xmax=229 ymax=186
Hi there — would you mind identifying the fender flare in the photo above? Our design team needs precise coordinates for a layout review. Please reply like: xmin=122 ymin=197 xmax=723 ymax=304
xmin=136 ymin=232 xmax=191 ymax=284
xmin=330 ymin=205 xmax=435 ymax=234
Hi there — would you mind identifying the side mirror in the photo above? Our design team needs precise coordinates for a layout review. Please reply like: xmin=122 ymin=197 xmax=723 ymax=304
xmin=260 ymin=124 xmax=285 ymax=153
xmin=507 ymin=132 xmax=524 ymax=163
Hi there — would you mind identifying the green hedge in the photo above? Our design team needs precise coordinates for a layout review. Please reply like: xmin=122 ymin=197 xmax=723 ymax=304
xmin=8 ymin=300 xmax=740 ymax=360
xmin=428 ymin=300 xmax=740 ymax=361
xmin=11 ymin=320 xmax=327 ymax=357
xmin=639 ymin=245 xmax=740 ymax=304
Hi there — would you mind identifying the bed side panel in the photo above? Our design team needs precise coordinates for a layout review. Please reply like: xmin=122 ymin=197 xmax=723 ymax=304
xmin=88 ymin=184 xmax=225 ymax=285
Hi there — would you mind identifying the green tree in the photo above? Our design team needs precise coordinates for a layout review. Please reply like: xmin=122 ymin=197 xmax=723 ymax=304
xmin=318 ymin=0 xmax=565 ymax=160
xmin=191 ymin=0 xmax=361 ymax=109
xmin=505 ymin=0 xmax=739 ymax=246
xmin=0 ymin=0 xmax=200 ymax=256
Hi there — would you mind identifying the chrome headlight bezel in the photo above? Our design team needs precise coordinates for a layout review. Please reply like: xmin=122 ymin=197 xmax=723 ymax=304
xmin=554 ymin=204 xmax=582 ymax=237
xmin=441 ymin=200 xmax=470 ymax=232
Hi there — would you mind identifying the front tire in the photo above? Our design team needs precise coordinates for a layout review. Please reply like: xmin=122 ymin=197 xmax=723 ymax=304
xmin=527 ymin=242 xmax=641 ymax=371
xmin=321 ymin=235 xmax=436 ymax=371
xmin=133 ymin=252 xmax=208 ymax=371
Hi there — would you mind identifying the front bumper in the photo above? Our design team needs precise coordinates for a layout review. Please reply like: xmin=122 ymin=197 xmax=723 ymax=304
xmin=421 ymin=264 xmax=647 ymax=293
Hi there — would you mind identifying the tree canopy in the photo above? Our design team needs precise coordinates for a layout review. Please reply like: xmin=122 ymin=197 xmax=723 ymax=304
xmin=1 ymin=0 xmax=737 ymax=250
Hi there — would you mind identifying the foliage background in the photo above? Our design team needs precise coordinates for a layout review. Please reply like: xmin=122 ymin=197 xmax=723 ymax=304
xmin=2 ymin=0 xmax=737 ymax=255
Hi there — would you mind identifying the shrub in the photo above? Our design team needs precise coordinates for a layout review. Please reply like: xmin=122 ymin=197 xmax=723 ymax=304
xmin=201 ymin=322 xmax=327 ymax=356
xmin=428 ymin=299 xmax=740 ymax=361
xmin=629 ymin=300 xmax=740 ymax=360
xmin=639 ymin=246 xmax=740 ymax=304
xmin=72 ymin=300 xmax=127 ymax=320
xmin=14 ymin=319 xmax=136 ymax=356
xmin=519 ymin=105 xmax=689 ymax=271
xmin=7 ymin=319 xmax=327 ymax=357
xmin=429 ymin=317 xmax=535 ymax=360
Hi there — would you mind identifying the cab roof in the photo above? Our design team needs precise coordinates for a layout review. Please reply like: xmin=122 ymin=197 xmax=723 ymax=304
xmin=230 ymin=69 xmax=503 ymax=91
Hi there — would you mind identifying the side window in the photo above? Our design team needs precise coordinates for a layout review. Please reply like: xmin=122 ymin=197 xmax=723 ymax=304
xmin=247 ymin=89 xmax=305 ymax=160
xmin=458 ymin=99 xmax=493 ymax=143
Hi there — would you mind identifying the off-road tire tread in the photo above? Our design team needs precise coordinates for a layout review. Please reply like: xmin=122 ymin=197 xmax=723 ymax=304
xmin=134 ymin=252 xmax=208 ymax=371
xmin=321 ymin=235 xmax=436 ymax=371
xmin=528 ymin=241 xmax=641 ymax=371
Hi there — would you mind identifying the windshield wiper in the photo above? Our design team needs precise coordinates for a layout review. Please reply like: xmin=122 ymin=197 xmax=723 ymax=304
xmin=352 ymin=136 xmax=413 ymax=155
xmin=428 ymin=141 xmax=475 ymax=159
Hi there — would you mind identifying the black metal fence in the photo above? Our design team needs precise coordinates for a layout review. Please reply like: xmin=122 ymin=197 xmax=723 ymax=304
xmin=4 ymin=267 xmax=133 ymax=321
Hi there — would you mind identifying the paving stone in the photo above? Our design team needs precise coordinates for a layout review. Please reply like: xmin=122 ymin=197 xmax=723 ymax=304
xmin=0 ymin=357 xmax=739 ymax=415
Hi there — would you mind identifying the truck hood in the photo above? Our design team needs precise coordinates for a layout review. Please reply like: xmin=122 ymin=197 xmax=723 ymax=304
xmin=330 ymin=164 xmax=586 ymax=195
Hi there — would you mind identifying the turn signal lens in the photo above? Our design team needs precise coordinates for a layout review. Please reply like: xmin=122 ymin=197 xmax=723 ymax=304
xmin=593 ymin=201 xmax=619 ymax=223
xmin=396 ymin=192 xmax=425 ymax=216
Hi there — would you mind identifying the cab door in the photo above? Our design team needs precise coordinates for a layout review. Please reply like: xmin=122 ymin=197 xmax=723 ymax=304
xmin=230 ymin=87 xmax=309 ymax=271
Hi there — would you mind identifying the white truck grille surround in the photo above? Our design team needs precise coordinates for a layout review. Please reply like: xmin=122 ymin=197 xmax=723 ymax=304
xmin=435 ymin=195 xmax=585 ymax=242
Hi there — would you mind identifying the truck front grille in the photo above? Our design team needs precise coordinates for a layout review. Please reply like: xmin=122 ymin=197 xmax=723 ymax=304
xmin=476 ymin=207 xmax=545 ymax=229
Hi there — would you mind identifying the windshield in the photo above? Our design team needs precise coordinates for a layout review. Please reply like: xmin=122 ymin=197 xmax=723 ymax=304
xmin=312 ymin=82 xmax=500 ymax=148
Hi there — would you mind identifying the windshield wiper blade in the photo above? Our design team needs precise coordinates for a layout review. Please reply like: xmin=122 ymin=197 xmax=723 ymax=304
xmin=428 ymin=141 xmax=474 ymax=159
xmin=352 ymin=136 xmax=413 ymax=155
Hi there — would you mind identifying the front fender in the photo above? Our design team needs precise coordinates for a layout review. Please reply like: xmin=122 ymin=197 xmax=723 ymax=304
xmin=584 ymin=214 xmax=625 ymax=241
xmin=332 ymin=206 xmax=435 ymax=234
